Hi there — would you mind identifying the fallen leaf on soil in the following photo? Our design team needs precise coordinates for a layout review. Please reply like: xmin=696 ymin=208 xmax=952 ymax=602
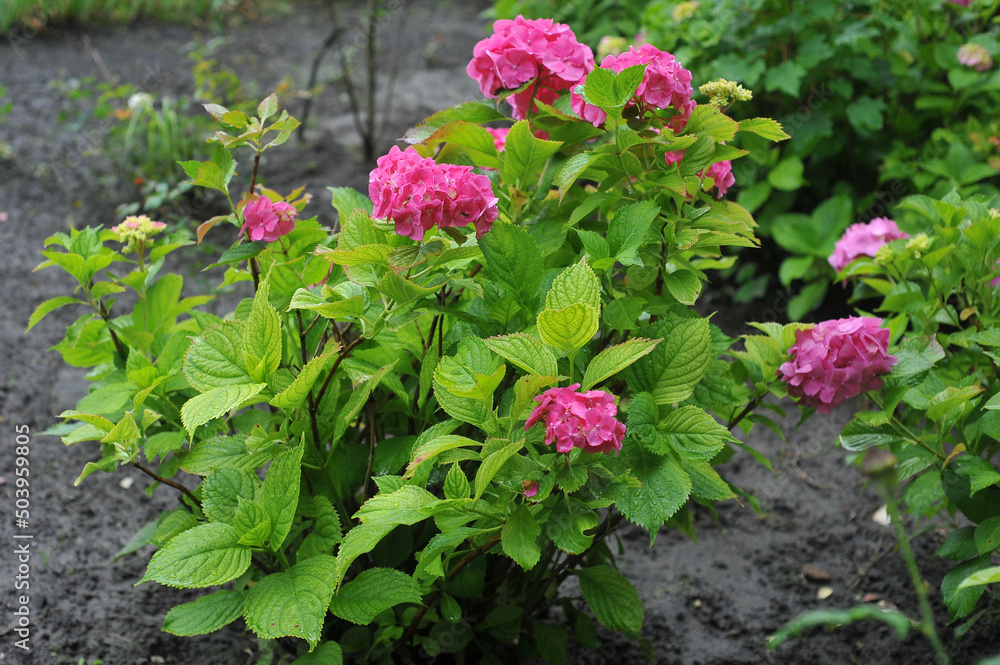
xmin=862 ymin=593 xmax=881 ymax=602
xmin=802 ymin=564 xmax=831 ymax=582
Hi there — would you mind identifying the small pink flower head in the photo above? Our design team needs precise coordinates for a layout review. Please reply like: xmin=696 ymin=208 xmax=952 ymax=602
xmin=573 ymin=44 xmax=696 ymax=130
xmin=947 ymin=0 xmax=973 ymax=6
xmin=486 ymin=127 xmax=510 ymax=151
xmin=241 ymin=196 xmax=297 ymax=243
xmin=778 ymin=317 xmax=897 ymax=414
xmin=828 ymin=217 xmax=908 ymax=273
xmin=704 ymin=160 xmax=735 ymax=198
xmin=111 ymin=214 xmax=167 ymax=252
xmin=522 ymin=480 xmax=539 ymax=498
xmin=467 ymin=16 xmax=595 ymax=119
xmin=524 ymin=384 xmax=626 ymax=455
xmin=958 ymin=43 xmax=993 ymax=72
xmin=369 ymin=146 xmax=498 ymax=241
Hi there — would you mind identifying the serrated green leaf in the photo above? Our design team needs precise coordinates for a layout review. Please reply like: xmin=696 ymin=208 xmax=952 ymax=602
xmin=610 ymin=446 xmax=691 ymax=543
xmin=577 ymin=566 xmax=643 ymax=633
xmin=288 ymin=288 xmax=365 ymax=320
xmin=475 ymin=439 xmax=524 ymax=500
xmin=270 ymin=348 xmax=339 ymax=409
xmin=687 ymin=461 xmax=735 ymax=500
xmin=259 ymin=445 xmax=303 ymax=550
xmin=444 ymin=464 xmax=471 ymax=500
xmin=502 ymin=120 xmax=563 ymax=185
xmin=582 ymin=338 xmax=659 ymax=390
xmin=139 ymin=523 xmax=251 ymax=588
xmin=737 ymin=117 xmax=790 ymax=141
xmin=486 ymin=333 xmax=559 ymax=377
xmin=244 ymin=556 xmax=337 ymax=648
xmin=26 ymin=296 xmax=84 ymax=332
xmin=664 ymin=269 xmax=702 ymax=305
xmin=244 ymin=280 xmax=282 ymax=384
xmin=943 ymin=557 xmax=990 ymax=619
xmin=537 ymin=304 xmax=599 ymax=359
xmin=545 ymin=261 xmax=601 ymax=312
xmin=328 ymin=568 xmax=421 ymax=624
xmin=181 ymin=383 xmax=267 ymax=436
xmin=202 ymin=467 xmax=260 ymax=525
xmin=299 ymin=496 xmax=343 ymax=560
xmin=406 ymin=435 xmax=482 ymax=478
xmin=480 ymin=221 xmax=543 ymax=312
xmin=681 ymin=105 xmax=738 ymax=142
xmin=178 ymin=434 xmax=272 ymax=476
xmin=608 ymin=201 xmax=659 ymax=263
xmin=547 ymin=495 xmax=599 ymax=555
xmin=659 ymin=406 xmax=735 ymax=461
xmin=291 ymin=641 xmax=343 ymax=665
xmin=502 ymin=503 xmax=541 ymax=571
xmin=232 ymin=498 xmax=271 ymax=547
xmin=626 ymin=316 xmax=711 ymax=405
xmin=163 ymin=589 xmax=247 ymax=636
xmin=183 ymin=321 xmax=251 ymax=392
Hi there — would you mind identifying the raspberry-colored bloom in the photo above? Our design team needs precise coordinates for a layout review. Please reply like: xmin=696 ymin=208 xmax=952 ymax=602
xmin=663 ymin=151 xmax=734 ymax=198
xmin=467 ymin=16 xmax=594 ymax=120
xmin=522 ymin=480 xmax=539 ymax=498
xmin=778 ymin=317 xmax=897 ymax=414
xmin=242 ymin=196 xmax=297 ymax=243
xmin=524 ymin=384 xmax=626 ymax=455
xmin=485 ymin=127 xmax=510 ymax=151
xmin=572 ymin=44 xmax=696 ymax=131
xmin=958 ymin=43 xmax=993 ymax=72
xmin=369 ymin=146 xmax=498 ymax=241
xmin=828 ymin=217 xmax=908 ymax=273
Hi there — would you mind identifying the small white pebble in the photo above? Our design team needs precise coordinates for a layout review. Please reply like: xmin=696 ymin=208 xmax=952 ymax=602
xmin=150 ymin=656 xmax=165 ymax=664
xmin=817 ymin=586 xmax=834 ymax=600
xmin=119 ymin=477 xmax=135 ymax=490
xmin=872 ymin=505 xmax=891 ymax=526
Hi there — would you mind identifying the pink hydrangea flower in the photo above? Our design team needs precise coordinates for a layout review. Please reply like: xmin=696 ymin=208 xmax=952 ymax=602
xmin=242 ymin=196 xmax=297 ymax=243
xmin=522 ymin=480 xmax=539 ymax=498
xmin=524 ymin=384 xmax=626 ymax=455
xmin=572 ymin=44 xmax=696 ymax=131
xmin=958 ymin=43 xmax=993 ymax=72
xmin=778 ymin=317 xmax=897 ymax=414
xmin=663 ymin=151 xmax=734 ymax=198
xmin=467 ymin=16 xmax=595 ymax=120
xmin=369 ymin=146 xmax=499 ymax=241
xmin=485 ymin=127 xmax=510 ymax=151
xmin=828 ymin=217 xmax=909 ymax=273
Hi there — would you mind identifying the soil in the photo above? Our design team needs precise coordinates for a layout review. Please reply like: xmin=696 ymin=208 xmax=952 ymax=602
xmin=1 ymin=4 xmax=999 ymax=665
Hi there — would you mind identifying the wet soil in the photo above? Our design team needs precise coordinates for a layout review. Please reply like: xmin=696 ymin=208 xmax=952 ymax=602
xmin=1 ymin=4 xmax=999 ymax=664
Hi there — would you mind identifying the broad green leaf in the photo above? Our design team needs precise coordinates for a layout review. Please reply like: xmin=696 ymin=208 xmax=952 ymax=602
xmin=334 ymin=361 xmax=398 ymax=442
xmin=687 ymin=461 xmax=735 ymax=501
xmin=480 ymin=221 xmax=543 ymax=312
xmin=502 ymin=503 xmax=541 ymax=571
xmin=202 ymin=467 xmax=260 ymax=525
xmin=270 ymin=348 xmax=339 ymax=409
xmin=957 ymin=565 xmax=1000 ymax=589
xmin=444 ymin=463 xmax=471 ymax=500
xmin=299 ymin=496 xmax=343 ymax=560
xmin=767 ymin=156 xmax=804 ymax=191
xmin=316 ymin=244 xmax=392 ymax=267
xmin=232 ymin=498 xmax=271 ymax=547
xmin=937 ymin=527 xmax=978 ymax=561
xmin=244 ymin=280 xmax=282 ymax=384
xmin=291 ymin=641 xmax=343 ymax=665
xmin=927 ymin=385 xmax=982 ymax=422
xmin=180 ymin=383 xmax=267 ymax=436
xmin=178 ymin=434 xmax=272 ymax=476
xmin=681 ymin=105 xmax=738 ymax=142
xmin=260 ymin=445 xmax=304 ymax=550
xmin=139 ymin=523 xmax=251 ymax=588
xmin=547 ymin=495 xmax=599 ymax=555
xmin=577 ymin=566 xmax=643 ymax=633
xmin=502 ymin=119 xmax=563 ymax=185
xmin=663 ymin=269 xmax=702 ymax=305
xmin=100 ymin=412 xmax=140 ymax=444
xmin=377 ymin=271 xmax=441 ymax=306
xmin=951 ymin=456 xmax=1000 ymax=495
xmin=183 ymin=322 xmax=251 ymax=392
xmin=537 ymin=304 xmax=599 ymax=359
xmin=244 ymin=556 xmax=338 ymax=649
xmin=511 ymin=374 xmax=561 ymax=422
xmin=329 ymin=187 xmax=374 ymax=223
xmin=975 ymin=517 xmax=1000 ymax=555
xmin=659 ymin=406 xmax=736 ymax=461
xmin=328 ymin=568 xmax=421 ymax=624
xmin=288 ymin=288 xmax=365 ymax=320
xmin=737 ymin=117 xmax=790 ymax=141
xmin=582 ymin=338 xmax=659 ymax=390
xmin=406 ymin=435 xmax=482 ymax=478
xmin=163 ymin=589 xmax=246 ymax=636
xmin=607 ymin=201 xmax=659 ymax=264
xmin=475 ymin=439 xmax=525 ymax=499
xmin=486 ymin=333 xmax=559 ymax=377
xmin=626 ymin=316 xmax=711 ymax=405
xmin=545 ymin=261 xmax=601 ymax=312
xmin=26 ymin=296 xmax=84 ymax=332
xmin=610 ymin=446 xmax=691 ymax=542
xmin=942 ymin=557 xmax=991 ymax=619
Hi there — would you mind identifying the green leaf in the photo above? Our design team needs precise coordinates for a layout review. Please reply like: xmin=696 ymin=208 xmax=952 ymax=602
xmin=232 ymin=498 xmax=271 ymax=547
xmin=763 ymin=60 xmax=806 ymax=96
xmin=545 ymin=261 xmax=601 ymax=312
xmin=581 ymin=338 xmax=659 ymax=390
xmin=163 ymin=590 xmax=247 ymax=636
xmin=183 ymin=322 xmax=251 ymax=392
xmin=537 ymin=304 xmax=599 ymax=359
xmin=687 ymin=461 xmax=735 ymax=500
xmin=975 ymin=517 xmax=1000 ymax=555
xmin=659 ymin=406 xmax=736 ymax=461
xmin=845 ymin=96 xmax=887 ymax=134
xmin=259 ymin=445 xmax=304 ymax=550
xmin=406 ymin=435 xmax=482 ymax=478
xmin=610 ymin=446 xmax=691 ymax=541
xmin=377 ymin=271 xmax=441 ymax=306
xmin=480 ymin=221 xmax=544 ymax=312
xmin=626 ymin=316 xmax=711 ymax=405
xmin=738 ymin=117 xmax=790 ymax=141
xmin=475 ymin=439 xmax=525 ymax=499
xmin=257 ymin=93 xmax=278 ymax=121
xmin=485 ymin=333 xmax=559 ymax=377
xmin=942 ymin=557 xmax=991 ymax=619
xmin=335 ymin=361 xmax=398 ymax=442
xmin=535 ymin=622 xmax=570 ymax=665
xmin=202 ymin=467 xmax=260 ymax=525
xmin=957 ymin=565 xmax=1000 ymax=590
xmin=139 ymin=523 xmax=251 ymax=588
xmin=328 ymin=568 xmax=421 ymax=624
xmin=937 ymin=527 xmax=979 ymax=562
xmin=270 ymin=348 xmax=338 ymax=409
xmin=547 ymin=495 xmax=599 ymax=555
xmin=26 ymin=296 xmax=84 ymax=332
xmin=101 ymin=412 xmax=141 ymax=444
xmin=178 ymin=434 xmax=272 ymax=476
xmin=767 ymin=156 xmax=805 ymax=191
xmin=291 ymin=641 xmax=343 ymax=665
xmin=288 ymin=289 xmax=365 ymax=320
xmin=501 ymin=120 xmax=563 ymax=185
xmin=681 ymin=105 xmax=738 ymax=142
xmin=608 ymin=201 xmax=659 ymax=264
xmin=502 ymin=503 xmax=541 ymax=571
xmin=299 ymin=496 xmax=343 ymax=560
xmin=951 ymin=456 xmax=1000 ymax=495
xmin=577 ymin=566 xmax=643 ymax=633
xmin=444 ymin=464 xmax=471 ymax=500
xmin=181 ymin=383 xmax=267 ymax=437
xmin=244 ymin=556 xmax=338 ymax=649
xmin=664 ymin=269 xmax=702 ymax=305
xmin=244 ymin=280 xmax=282 ymax=384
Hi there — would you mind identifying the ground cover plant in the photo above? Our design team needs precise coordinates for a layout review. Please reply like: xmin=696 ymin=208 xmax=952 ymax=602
xmin=24 ymin=8 xmax=1000 ymax=665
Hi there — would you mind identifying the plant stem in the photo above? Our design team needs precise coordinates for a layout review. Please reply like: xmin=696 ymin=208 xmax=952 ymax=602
xmin=132 ymin=461 xmax=201 ymax=507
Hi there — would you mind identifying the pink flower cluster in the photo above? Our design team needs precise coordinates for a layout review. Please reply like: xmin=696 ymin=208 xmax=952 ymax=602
xmin=467 ymin=16 xmax=595 ymax=119
xmin=524 ymin=384 xmax=626 ymax=455
xmin=242 ymin=196 xmax=297 ymax=243
xmin=573 ymin=44 xmax=696 ymax=131
xmin=663 ymin=150 xmax=735 ymax=198
xmin=485 ymin=127 xmax=510 ymax=151
xmin=778 ymin=317 xmax=897 ymax=414
xmin=958 ymin=43 xmax=993 ymax=72
xmin=369 ymin=146 xmax=499 ymax=241
xmin=828 ymin=217 xmax=908 ymax=273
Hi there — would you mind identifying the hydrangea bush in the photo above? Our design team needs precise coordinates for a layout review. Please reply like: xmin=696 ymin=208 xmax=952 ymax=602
xmin=26 ymin=20 xmax=856 ymax=664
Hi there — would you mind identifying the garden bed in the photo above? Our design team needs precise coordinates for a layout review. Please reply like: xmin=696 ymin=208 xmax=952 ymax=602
xmin=2 ymin=3 xmax=999 ymax=664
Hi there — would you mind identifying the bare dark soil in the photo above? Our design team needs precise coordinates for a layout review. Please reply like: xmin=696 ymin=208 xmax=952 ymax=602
xmin=1 ymin=4 xmax=999 ymax=664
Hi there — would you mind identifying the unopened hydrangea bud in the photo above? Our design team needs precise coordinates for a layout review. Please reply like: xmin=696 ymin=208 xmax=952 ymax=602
xmin=874 ymin=244 xmax=895 ymax=265
xmin=905 ymin=233 xmax=932 ymax=257
xmin=672 ymin=1 xmax=701 ymax=22
xmin=958 ymin=43 xmax=993 ymax=72
xmin=778 ymin=317 xmax=897 ymax=414
xmin=596 ymin=35 xmax=628 ymax=62
xmin=990 ymin=208 xmax=1000 ymax=219
xmin=111 ymin=215 xmax=167 ymax=253
xmin=524 ymin=384 xmax=626 ymax=455
xmin=698 ymin=78 xmax=753 ymax=107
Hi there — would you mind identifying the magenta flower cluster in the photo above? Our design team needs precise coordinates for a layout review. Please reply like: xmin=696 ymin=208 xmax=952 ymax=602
xmin=368 ymin=146 xmax=499 ymax=241
xmin=573 ymin=44 xmax=696 ymax=131
xmin=663 ymin=150 xmax=735 ymax=198
xmin=778 ymin=317 xmax=897 ymax=414
xmin=466 ymin=16 xmax=595 ymax=119
xmin=828 ymin=217 xmax=908 ymax=273
xmin=958 ymin=43 xmax=993 ymax=72
xmin=242 ymin=196 xmax=298 ymax=243
xmin=524 ymin=384 xmax=626 ymax=455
